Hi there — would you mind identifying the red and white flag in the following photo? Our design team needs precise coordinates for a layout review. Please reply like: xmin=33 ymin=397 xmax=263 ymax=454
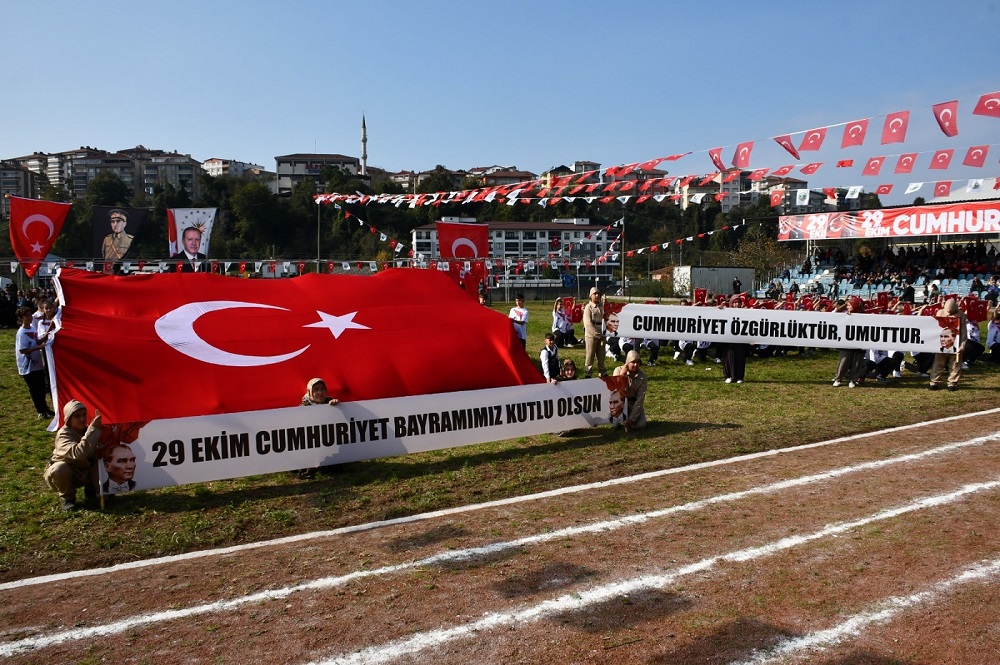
xmin=731 ymin=141 xmax=754 ymax=169
xmin=773 ymin=135 xmax=801 ymax=160
xmin=798 ymin=128 xmax=827 ymax=151
xmin=932 ymin=100 xmax=959 ymax=136
xmin=895 ymin=153 xmax=918 ymax=174
xmin=769 ymin=190 xmax=784 ymax=207
xmin=436 ymin=220 xmax=489 ymax=259
xmin=963 ymin=145 xmax=989 ymax=167
xmin=799 ymin=163 xmax=822 ymax=175
xmin=708 ymin=147 xmax=726 ymax=172
xmin=972 ymin=91 xmax=1000 ymax=118
xmin=771 ymin=165 xmax=794 ymax=176
xmin=881 ymin=111 xmax=909 ymax=144
xmin=747 ymin=168 xmax=769 ymax=181
xmin=862 ymin=157 xmax=885 ymax=176
xmin=836 ymin=159 xmax=854 ymax=168
xmin=841 ymin=119 xmax=869 ymax=148
xmin=934 ymin=181 xmax=952 ymax=197
xmin=929 ymin=149 xmax=954 ymax=170
xmin=8 ymin=197 xmax=71 ymax=278
xmin=875 ymin=184 xmax=893 ymax=195
xmin=50 ymin=269 xmax=542 ymax=425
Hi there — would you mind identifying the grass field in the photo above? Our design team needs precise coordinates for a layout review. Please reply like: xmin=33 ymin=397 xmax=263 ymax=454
xmin=2 ymin=298 xmax=998 ymax=583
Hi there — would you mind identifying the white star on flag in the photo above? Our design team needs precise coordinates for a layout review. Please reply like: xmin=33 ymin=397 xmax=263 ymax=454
xmin=304 ymin=311 xmax=370 ymax=339
xmin=30 ymin=241 xmax=45 ymax=254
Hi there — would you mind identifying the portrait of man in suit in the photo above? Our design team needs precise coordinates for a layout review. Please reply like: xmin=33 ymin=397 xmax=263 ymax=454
xmin=101 ymin=444 xmax=137 ymax=495
xmin=171 ymin=226 xmax=206 ymax=272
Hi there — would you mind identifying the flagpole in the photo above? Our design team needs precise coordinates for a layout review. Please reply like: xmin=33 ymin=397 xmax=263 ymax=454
xmin=621 ymin=203 xmax=627 ymax=300
xmin=316 ymin=197 xmax=321 ymax=269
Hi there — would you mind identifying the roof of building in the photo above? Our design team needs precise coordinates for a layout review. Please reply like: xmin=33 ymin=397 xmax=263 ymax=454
xmin=275 ymin=153 xmax=358 ymax=161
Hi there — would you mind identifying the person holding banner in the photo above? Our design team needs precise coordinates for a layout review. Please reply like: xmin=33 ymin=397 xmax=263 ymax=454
xmin=508 ymin=294 xmax=529 ymax=349
xmin=583 ymin=287 xmax=606 ymax=378
xmin=832 ymin=299 xmax=865 ymax=387
xmin=297 ymin=378 xmax=340 ymax=479
xmin=721 ymin=295 xmax=750 ymax=384
xmin=15 ymin=307 xmax=54 ymax=419
xmin=43 ymin=400 xmax=102 ymax=511
xmin=540 ymin=333 xmax=560 ymax=384
xmin=929 ymin=299 xmax=965 ymax=391
xmin=612 ymin=350 xmax=647 ymax=430
xmin=558 ymin=358 xmax=578 ymax=381
xmin=985 ymin=309 xmax=1000 ymax=364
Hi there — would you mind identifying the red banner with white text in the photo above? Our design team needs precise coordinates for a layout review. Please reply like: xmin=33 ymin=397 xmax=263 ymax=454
xmin=778 ymin=200 xmax=1000 ymax=241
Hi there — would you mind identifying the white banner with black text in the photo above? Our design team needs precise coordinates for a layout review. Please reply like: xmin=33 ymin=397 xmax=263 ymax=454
xmin=618 ymin=304 xmax=954 ymax=353
xmin=101 ymin=380 xmax=613 ymax=494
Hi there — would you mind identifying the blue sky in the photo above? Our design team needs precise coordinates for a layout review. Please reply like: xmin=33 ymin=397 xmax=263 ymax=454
xmin=4 ymin=0 xmax=999 ymax=204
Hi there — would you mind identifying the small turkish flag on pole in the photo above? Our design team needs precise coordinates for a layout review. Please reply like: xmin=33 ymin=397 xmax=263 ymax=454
xmin=841 ymin=119 xmax=869 ymax=148
xmin=972 ymin=91 xmax=1000 ymax=118
xmin=708 ymin=147 xmax=726 ymax=172
xmin=774 ymin=135 xmax=801 ymax=160
xmin=798 ymin=128 xmax=827 ymax=151
xmin=963 ymin=145 xmax=989 ymax=167
xmin=731 ymin=142 xmax=754 ymax=169
xmin=875 ymin=184 xmax=893 ymax=195
xmin=895 ymin=153 xmax=918 ymax=174
xmin=862 ymin=157 xmax=885 ymax=176
xmin=932 ymin=100 xmax=959 ymax=136
xmin=8 ymin=196 xmax=72 ymax=278
xmin=929 ymin=149 xmax=954 ymax=170
xmin=881 ymin=111 xmax=910 ymax=144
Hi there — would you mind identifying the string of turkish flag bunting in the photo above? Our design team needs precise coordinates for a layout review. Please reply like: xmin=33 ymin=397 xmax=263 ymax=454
xmin=316 ymin=89 xmax=1000 ymax=211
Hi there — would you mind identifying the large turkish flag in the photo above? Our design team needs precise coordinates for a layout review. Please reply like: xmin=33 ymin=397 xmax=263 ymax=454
xmin=51 ymin=268 xmax=542 ymax=425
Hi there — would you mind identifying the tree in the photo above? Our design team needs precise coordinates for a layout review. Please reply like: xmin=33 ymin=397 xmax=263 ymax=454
xmin=84 ymin=171 xmax=132 ymax=207
xmin=416 ymin=166 xmax=459 ymax=194
xmin=727 ymin=225 xmax=793 ymax=283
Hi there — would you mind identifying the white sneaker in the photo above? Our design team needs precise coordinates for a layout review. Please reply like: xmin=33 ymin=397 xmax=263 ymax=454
xmin=685 ymin=360 xmax=694 ymax=366
xmin=736 ymin=380 xmax=744 ymax=384
xmin=714 ymin=357 xmax=721 ymax=364
xmin=832 ymin=380 xmax=842 ymax=387
xmin=892 ymin=370 xmax=902 ymax=379
xmin=961 ymin=362 xmax=970 ymax=370
xmin=849 ymin=381 xmax=857 ymax=388
xmin=673 ymin=351 xmax=681 ymax=360
xmin=725 ymin=378 xmax=733 ymax=384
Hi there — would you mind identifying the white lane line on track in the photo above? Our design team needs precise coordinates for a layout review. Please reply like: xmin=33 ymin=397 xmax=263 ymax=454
xmin=4 ymin=407 xmax=998 ymax=592
xmin=306 ymin=479 xmax=1000 ymax=665
xmin=2 ymin=436 xmax=997 ymax=659
xmin=732 ymin=557 xmax=1000 ymax=664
